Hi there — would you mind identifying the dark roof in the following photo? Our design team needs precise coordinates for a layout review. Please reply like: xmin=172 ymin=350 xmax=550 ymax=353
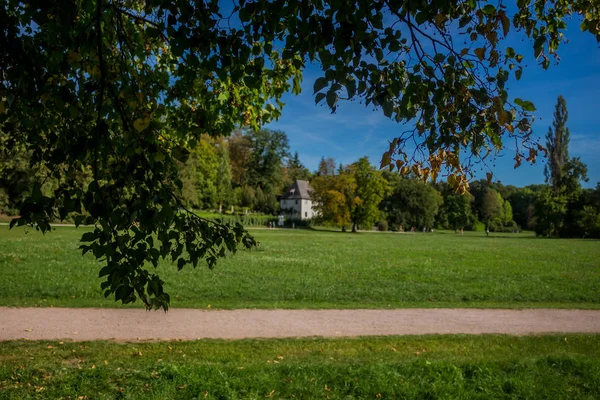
xmin=281 ymin=180 xmax=313 ymax=200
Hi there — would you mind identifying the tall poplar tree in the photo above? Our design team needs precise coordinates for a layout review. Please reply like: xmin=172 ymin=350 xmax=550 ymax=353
xmin=544 ymin=96 xmax=571 ymax=194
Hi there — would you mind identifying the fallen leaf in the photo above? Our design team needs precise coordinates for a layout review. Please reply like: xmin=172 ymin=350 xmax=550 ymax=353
xmin=91 ymin=365 xmax=96 ymax=369
xmin=47 ymin=345 xmax=54 ymax=349
xmin=324 ymin=385 xmax=331 ymax=392
xmin=277 ymin=356 xmax=284 ymax=360
xmin=391 ymin=347 xmax=397 ymax=352
xmin=24 ymin=329 xmax=32 ymax=332
xmin=72 ymin=332 xmax=79 ymax=335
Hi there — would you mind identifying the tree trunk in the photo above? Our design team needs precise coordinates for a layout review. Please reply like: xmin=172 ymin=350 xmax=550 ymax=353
xmin=341 ymin=225 xmax=347 ymax=232
xmin=351 ymin=223 xmax=358 ymax=233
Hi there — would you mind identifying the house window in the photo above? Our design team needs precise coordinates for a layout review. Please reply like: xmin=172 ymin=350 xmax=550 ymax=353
xmin=305 ymin=212 xmax=307 ymax=217
xmin=295 ymin=200 xmax=298 ymax=205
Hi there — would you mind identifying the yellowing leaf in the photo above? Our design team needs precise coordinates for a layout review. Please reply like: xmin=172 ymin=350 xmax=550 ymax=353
xmin=0 ymin=101 xmax=6 ymax=114
xmin=474 ymin=47 xmax=486 ymax=61
xmin=498 ymin=11 xmax=510 ymax=37
xmin=486 ymin=172 xmax=493 ymax=183
xmin=133 ymin=117 xmax=150 ymax=132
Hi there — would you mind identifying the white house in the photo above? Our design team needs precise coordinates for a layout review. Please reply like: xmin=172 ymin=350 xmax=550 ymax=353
xmin=280 ymin=180 xmax=316 ymax=220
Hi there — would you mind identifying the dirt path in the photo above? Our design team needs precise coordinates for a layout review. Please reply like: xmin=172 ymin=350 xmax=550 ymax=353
xmin=2 ymin=307 xmax=600 ymax=341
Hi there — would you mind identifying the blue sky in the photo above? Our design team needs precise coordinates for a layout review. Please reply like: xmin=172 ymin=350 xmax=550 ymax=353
xmin=266 ymin=20 xmax=600 ymax=188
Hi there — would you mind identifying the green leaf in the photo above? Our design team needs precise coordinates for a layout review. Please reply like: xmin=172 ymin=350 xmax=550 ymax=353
xmin=415 ymin=12 xmax=427 ymax=25
xmin=382 ymin=100 xmax=394 ymax=118
xmin=534 ymin=36 xmax=546 ymax=58
xmin=514 ymin=98 xmax=536 ymax=112
xmin=326 ymin=90 xmax=338 ymax=109
xmin=9 ymin=218 xmax=20 ymax=229
xmin=313 ymin=77 xmax=328 ymax=94
xmin=315 ymin=92 xmax=326 ymax=104
xmin=515 ymin=68 xmax=523 ymax=81
xmin=81 ymin=232 xmax=96 ymax=242
xmin=433 ymin=53 xmax=445 ymax=63
xmin=482 ymin=5 xmax=496 ymax=15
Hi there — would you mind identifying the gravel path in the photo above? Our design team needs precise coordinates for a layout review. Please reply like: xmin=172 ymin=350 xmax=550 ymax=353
xmin=2 ymin=307 xmax=600 ymax=341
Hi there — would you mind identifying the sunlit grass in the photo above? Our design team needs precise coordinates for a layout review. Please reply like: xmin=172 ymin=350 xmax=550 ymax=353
xmin=0 ymin=226 xmax=598 ymax=309
xmin=1 ymin=335 xmax=599 ymax=399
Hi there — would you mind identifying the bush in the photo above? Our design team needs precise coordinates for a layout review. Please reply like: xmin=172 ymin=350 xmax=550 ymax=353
xmin=377 ymin=219 xmax=388 ymax=231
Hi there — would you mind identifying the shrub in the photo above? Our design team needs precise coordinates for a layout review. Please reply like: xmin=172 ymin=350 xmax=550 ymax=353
xmin=377 ymin=219 xmax=388 ymax=231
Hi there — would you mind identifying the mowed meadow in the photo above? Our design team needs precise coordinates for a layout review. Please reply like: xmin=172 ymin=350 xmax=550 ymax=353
xmin=1 ymin=226 xmax=598 ymax=309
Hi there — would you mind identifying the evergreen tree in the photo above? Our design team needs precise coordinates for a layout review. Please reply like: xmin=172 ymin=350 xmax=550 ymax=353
xmin=544 ymin=96 xmax=571 ymax=194
xmin=284 ymin=151 xmax=311 ymax=186
xmin=316 ymin=157 xmax=336 ymax=177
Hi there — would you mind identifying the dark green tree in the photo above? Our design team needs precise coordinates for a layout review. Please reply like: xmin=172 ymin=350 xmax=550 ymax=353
xmin=381 ymin=176 xmax=442 ymax=231
xmin=544 ymin=96 xmax=571 ymax=194
xmin=506 ymin=187 xmax=536 ymax=229
xmin=284 ymin=151 xmax=311 ymax=187
xmin=481 ymin=188 xmax=503 ymax=228
xmin=443 ymin=194 xmax=475 ymax=231
xmin=245 ymin=129 xmax=289 ymax=213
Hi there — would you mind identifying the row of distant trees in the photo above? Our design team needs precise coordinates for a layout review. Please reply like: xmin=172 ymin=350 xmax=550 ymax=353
xmin=309 ymin=157 xmax=518 ymax=234
xmin=1 ymin=98 xmax=597 ymax=237
xmin=310 ymin=156 xmax=599 ymax=238
xmin=176 ymin=129 xmax=310 ymax=214
xmin=310 ymin=96 xmax=599 ymax=238
xmin=0 ymin=128 xmax=311 ymax=217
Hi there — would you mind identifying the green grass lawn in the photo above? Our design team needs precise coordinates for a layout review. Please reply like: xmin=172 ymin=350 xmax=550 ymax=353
xmin=0 ymin=226 xmax=599 ymax=309
xmin=1 ymin=335 xmax=599 ymax=399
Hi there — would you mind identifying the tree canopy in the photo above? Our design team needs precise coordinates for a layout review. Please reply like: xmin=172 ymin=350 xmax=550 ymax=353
xmin=1 ymin=0 xmax=599 ymax=309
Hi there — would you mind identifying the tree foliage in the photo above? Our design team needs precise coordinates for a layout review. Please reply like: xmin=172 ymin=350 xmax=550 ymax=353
xmin=544 ymin=95 xmax=570 ymax=194
xmin=381 ymin=176 xmax=442 ymax=231
xmin=350 ymin=157 xmax=390 ymax=232
xmin=441 ymin=194 xmax=475 ymax=231
xmin=1 ymin=0 xmax=599 ymax=308
xmin=311 ymin=169 xmax=357 ymax=231
xmin=312 ymin=157 xmax=387 ymax=231
xmin=284 ymin=151 xmax=312 ymax=187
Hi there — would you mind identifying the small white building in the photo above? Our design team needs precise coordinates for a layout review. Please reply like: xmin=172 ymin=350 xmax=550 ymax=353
xmin=280 ymin=180 xmax=316 ymax=220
